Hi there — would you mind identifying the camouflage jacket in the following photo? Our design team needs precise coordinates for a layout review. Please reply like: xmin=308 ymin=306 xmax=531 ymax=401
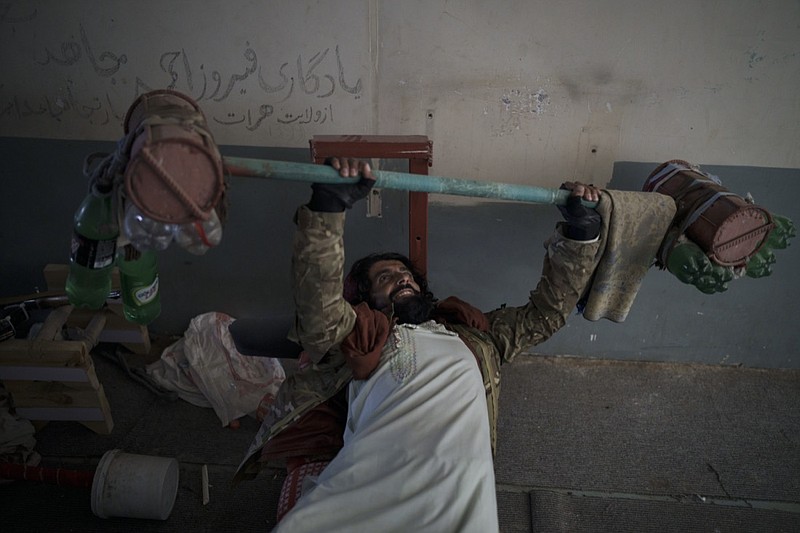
xmin=235 ymin=205 xmax=600 ymax=482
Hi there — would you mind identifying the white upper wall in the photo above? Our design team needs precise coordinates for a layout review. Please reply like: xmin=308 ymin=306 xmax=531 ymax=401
xmin=0 ymin=1 xmax=373 ymax=146
xmin=1 ymin=0 xmax=797 ymax=188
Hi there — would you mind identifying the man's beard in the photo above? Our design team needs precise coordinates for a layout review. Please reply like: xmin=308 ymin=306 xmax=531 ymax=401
xmin=392 ymin=292 xmax=435 ymax=325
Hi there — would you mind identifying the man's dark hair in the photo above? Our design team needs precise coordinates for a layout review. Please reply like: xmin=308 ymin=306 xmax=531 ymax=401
xmin=346 ymin=252 xmax=434 ymax=305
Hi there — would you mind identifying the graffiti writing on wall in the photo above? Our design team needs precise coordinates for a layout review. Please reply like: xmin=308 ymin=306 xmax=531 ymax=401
xmin=0 ymin=13 xmax=364 ymax=136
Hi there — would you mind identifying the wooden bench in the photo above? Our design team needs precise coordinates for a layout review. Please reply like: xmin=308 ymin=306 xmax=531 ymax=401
xmin=0 ymin=264 xmax=151 ymax=434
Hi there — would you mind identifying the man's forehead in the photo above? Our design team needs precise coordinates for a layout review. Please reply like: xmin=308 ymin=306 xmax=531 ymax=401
xmin=368 ymin=259 xmax=409 ymax=277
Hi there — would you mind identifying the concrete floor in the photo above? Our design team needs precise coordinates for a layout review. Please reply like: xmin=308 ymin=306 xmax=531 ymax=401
xmin=2 ymin=341 xmax=799 ymax=532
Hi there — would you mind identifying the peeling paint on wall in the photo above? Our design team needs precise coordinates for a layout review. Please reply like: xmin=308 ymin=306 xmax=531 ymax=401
xmin=492 ymin=87 xmax=551 ymax=137
xmin=500 ymin=88 xmax=550 ymax=115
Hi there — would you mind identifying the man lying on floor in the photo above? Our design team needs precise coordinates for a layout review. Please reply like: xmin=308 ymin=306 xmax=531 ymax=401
xmin=234 ymin=157 xmax=603 ymax=532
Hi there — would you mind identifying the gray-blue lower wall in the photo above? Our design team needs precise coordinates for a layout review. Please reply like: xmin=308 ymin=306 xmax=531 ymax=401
xmin=428 ymin=163 xmax=800 ymax=369
xmin=1 ymin=137 xmax=797 ymax=368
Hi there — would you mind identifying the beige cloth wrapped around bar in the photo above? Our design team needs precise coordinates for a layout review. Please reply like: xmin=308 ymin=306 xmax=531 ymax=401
xmin=582 ymin=190 xmax=677 ymax=322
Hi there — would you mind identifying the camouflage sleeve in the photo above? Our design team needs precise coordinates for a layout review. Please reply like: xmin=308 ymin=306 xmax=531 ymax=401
xmin=288 ymin=205 xmax=357 ymax=363
xmin=485 ymin=223 xmax=600 ymax=364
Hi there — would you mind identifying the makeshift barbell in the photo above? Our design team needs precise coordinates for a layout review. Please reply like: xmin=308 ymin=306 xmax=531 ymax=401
xmin=222 ymin=156 xmax=589 ymax=207
xmin=101 ymin=89 xmax=794 ymax=296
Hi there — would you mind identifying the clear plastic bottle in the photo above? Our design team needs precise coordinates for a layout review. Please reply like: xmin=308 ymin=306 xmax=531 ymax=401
xmin=122 ymin=203 xmax=177 ymax=252
xmin=173 ymin=209 xmax=223 ymax=255
xmin=66 ymin=187 xmax=119 ymax=309
xmin=117 ymin=245 xmax=161 ymax=325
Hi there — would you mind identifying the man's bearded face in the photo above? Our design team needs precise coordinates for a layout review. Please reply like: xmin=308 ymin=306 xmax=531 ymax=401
xmin=367 ymin=259 xmax=434 ymax=324
xmin=388 ymin=285 xmax=435 ymax=325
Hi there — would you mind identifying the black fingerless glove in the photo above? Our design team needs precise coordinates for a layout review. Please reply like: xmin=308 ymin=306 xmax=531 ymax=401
xmin=307 ymin=177 xmax=375 ymax=212
xmin=558 ymin=193 xmax=602 ymax=241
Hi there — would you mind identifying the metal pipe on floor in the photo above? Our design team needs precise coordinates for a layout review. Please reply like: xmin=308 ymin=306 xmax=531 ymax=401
xmin=0 ymin=462 xmax=94 ymax=488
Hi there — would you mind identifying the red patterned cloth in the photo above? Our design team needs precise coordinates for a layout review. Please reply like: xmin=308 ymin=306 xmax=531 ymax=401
xmin=277 ymin=459 xmax=330 ymax=522
xmin=340 ymin=302 xmax=391 ymax=379
xmin=340 ymin=297 xmax=488 ymax=380
xmin=261 ymin=388 xmax=347 ymax=460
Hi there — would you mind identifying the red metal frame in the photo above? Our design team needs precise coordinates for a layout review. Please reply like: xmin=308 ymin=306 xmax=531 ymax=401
xmin=309 ymin=135 xmax=433 ymax=274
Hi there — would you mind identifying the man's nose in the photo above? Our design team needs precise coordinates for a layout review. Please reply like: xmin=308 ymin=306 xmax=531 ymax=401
xmin=395 ymin=272 xmax=412 ymax=285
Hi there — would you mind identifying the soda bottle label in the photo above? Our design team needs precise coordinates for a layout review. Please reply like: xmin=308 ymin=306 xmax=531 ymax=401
xmin=71 ymin=232 xmax=117 ymax=269
xmin=130 ymin=276 xmax=159 ymax=305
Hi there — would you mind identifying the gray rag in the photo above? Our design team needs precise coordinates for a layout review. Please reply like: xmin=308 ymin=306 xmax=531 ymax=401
xmin=582 ymin=190 xmax=677 ymax=322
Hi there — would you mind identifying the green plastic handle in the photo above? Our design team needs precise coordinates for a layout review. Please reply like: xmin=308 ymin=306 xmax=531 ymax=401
xmin=223 ymin=156 xmax=597 ymax=208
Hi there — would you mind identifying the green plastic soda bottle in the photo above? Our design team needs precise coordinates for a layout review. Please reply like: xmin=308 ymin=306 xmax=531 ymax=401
xmin=65 ymin=187 xmax=119 ymax=309
xmin=117 ymin=245 xmax=161 ymax=325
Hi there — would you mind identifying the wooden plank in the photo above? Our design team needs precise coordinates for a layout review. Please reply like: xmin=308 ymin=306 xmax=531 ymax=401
xmin=0 ymin=334 xmax=101 ymax=387
xmin=6 ymin=381 xmax=114 ymax=433
xmin=80 ymin=386 xmax=114 ymax=434
xmin=34 ymin=304 xmax=74 ymax=341
xmin=67 ymin=303 xmax=152 ymax=354
xmin=0 ymin=365 xmax=99 ymax=387
xmin=80 ymin=419 xmax=114 ymax=435
xmin=0 ymin=340 xmax=89 ymax=367
xmin=9 ymin=383 xmax=106 ymax=411
xmin=4 ymin=379 xmax=101 ymax=401
xmin=0 ymin=338 xmax=90 ymax=366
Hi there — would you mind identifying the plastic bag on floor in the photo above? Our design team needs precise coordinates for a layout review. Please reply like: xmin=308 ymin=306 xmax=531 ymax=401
xmin=0 ymin=384 xmax=39 ymax=467
xmin=146 ymin=312 xmax=286 ymax=427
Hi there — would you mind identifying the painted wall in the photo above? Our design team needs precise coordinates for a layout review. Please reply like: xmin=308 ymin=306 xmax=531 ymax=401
xmin=1 ymin=2 xmax=372 ymax=146
xmin=1 ymin=2 xmax=798 ymax=368
xmin=1 ymin=1 xmax=797 ymax=186
xmin=377 ymin=0 xmax=800 ymax=189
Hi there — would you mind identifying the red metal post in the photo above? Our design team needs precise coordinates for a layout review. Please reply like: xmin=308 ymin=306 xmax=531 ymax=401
xmin=309 ymin=135 xmax=433 ymax=275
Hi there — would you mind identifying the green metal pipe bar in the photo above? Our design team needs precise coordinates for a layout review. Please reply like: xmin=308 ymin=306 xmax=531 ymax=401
xmin=223 ymin=156 xmax=594 ymax=207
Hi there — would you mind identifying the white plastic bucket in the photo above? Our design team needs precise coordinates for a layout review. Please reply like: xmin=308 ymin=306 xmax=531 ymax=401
xmin=91 ymin=449 xmax=179 ymax=520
